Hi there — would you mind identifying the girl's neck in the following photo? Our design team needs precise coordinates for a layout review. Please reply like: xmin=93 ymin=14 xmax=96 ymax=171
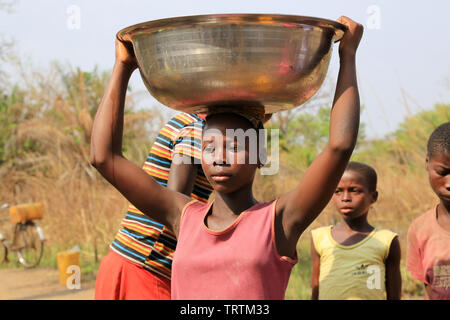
xmin=436 ymin=201 xmax=450 ymax=233
xmin=212 ymin=184 xmax=258 ymax=217
xmin=341 ymin=212 xmax=373 ymax=233
xmin=438 ymin=200 xmax=450 ymax=216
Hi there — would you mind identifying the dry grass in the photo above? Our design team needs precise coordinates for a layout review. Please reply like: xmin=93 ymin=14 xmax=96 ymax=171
xmin=0 ymin=62 xmax=165 ymax=264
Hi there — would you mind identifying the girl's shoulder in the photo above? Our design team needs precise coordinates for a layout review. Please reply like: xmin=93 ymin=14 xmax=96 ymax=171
xmin=180 ymin=199 xmax=210 ymax=222
xmin=183 ymin=199 xmax=210 ymax=213
xmin=371 ymin=228 xmax=399 ymax=260
xmin=372 ymin=227 xmax=398 ymax=244
xmin=311 ymin=225 xmax=332 ymax=237
xmin=408 ymin=207 xmax=437 ymax=238
xmin=310 ymin=225 xmax=333 ymax=251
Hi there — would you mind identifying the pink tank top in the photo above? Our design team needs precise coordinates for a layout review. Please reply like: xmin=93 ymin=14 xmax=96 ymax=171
xmin=171 ymin=199 xmax=298 ymax=300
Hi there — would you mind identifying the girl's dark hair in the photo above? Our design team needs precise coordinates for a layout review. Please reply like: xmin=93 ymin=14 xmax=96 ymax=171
xmin=427 ymin=122 xmax=450 ymax=158
xmin=205 ymin=112 xmax=263 ymax=130
xmin=346 ymin=161 xmax=377 ymax=192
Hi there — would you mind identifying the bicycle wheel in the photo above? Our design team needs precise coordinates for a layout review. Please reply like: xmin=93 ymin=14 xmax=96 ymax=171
xmin=0 ymin=230 xmax=8 ymax=264
xmin=0 ymin=241 xmax=7 ymax=265
xmin=14 ymin=221 xmax=44 ymax=268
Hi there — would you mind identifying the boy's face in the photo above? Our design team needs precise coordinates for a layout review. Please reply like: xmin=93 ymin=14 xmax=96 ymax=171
xmin=201 ymin=114 xmax=260 ymax=194
xmin=333 ymin=170 xmax=377 ymax=219
xmin=426 ymin=152 xmax=450 ymax=206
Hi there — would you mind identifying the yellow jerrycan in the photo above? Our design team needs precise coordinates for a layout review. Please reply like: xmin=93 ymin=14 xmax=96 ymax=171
xmin=9 ymin=203 xmax=44 ymax=224
xmin=57 ymin=246 xmax=80 ymax=287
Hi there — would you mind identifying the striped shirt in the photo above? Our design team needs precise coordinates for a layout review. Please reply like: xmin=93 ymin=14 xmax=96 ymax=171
xmin=110 ymin=113 xmax=213 ymax=280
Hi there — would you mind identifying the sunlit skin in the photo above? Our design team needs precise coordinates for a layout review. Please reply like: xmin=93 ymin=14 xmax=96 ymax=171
xmin=310 ymin=169 xmax=402 ymax=300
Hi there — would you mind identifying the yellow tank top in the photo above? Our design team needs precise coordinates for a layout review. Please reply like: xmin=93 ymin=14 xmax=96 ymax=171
xmin=311 ymin=226 xmax=397 ymax=300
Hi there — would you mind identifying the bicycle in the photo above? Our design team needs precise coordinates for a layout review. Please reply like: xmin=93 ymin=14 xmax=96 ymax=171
xmin=0 ymin=202 xmax=45 ymax=268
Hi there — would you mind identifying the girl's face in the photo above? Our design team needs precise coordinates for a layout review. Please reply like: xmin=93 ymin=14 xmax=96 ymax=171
xmin=333 ymin=170 xmax=377 ymax=219
xmin=426 ymin=152 xmax=450 ymax=206
xmin=201 ymin=114 xmax=260 ymax=194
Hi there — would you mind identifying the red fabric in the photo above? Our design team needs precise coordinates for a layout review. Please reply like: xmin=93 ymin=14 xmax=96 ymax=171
xmin=94 ymin=249 xmax=171 ymax=300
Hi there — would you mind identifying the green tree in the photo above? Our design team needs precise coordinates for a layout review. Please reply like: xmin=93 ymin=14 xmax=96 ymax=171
xmin=268 ymin=76 xmax=366 ymax=167
xmin=355 ymin=103 xmax=450 ymax=168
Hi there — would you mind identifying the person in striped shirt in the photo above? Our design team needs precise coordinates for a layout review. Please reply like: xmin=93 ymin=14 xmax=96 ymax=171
xmin=94 ymin=112 xmax=213 ymax=300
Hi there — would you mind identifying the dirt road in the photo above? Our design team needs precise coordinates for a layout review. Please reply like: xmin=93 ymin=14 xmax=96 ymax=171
xmin=0 ymin=267 xmax=95 ymax=300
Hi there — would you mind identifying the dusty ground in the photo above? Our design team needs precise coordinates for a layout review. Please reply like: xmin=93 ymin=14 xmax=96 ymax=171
xmin=0 ymin=267 xmax=95 ymax=300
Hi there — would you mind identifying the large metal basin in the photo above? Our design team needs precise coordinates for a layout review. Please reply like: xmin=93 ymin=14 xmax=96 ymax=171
xmin=117 ymin=14 xmax=346 ymax=114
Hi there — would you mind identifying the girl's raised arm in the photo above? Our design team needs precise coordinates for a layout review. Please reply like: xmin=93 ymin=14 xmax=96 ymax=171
xmin=275 ymin=16 xmax=364 ymax=258
xmin=90 ymin=38 xmax=190 ymax=236
xmin=385 ymin=236 xmax=402 ymax=300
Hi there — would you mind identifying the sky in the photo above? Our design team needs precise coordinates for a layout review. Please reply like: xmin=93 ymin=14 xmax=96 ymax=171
xmin=1 ymin=0 xmax=449 ymax=138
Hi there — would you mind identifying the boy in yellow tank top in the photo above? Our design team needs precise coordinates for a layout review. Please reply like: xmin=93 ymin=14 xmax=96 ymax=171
xmin=310 ymin=162 xmax=402 ymax=300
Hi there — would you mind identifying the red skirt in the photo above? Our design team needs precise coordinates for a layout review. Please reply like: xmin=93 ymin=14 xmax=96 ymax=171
xmin=94 ymin=249 xmax=171 ymax=300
